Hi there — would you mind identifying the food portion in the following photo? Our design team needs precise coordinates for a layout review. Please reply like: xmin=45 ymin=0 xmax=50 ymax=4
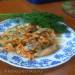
xmin=0 ymin=23 xmax=59 ymax=60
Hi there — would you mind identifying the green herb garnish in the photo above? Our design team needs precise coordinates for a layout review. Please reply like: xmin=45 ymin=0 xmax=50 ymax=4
xmin=0 ymin=11 xmax=69 ymax=33
xmin=22 ymin=11 xmax=69 ymax=33
xmin=0 ymin=43 xmax=3 ymax=47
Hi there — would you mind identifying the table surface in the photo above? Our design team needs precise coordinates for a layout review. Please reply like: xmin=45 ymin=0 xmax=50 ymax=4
xmin=0 ymin=1 xmax=75 ymax=75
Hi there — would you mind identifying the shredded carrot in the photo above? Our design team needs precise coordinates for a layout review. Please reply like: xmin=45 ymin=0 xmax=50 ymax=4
xmin=0 ymin=23 xmax=58 ymax=60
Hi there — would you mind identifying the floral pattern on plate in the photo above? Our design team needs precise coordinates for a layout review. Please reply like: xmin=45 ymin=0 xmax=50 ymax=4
xmin=0 ymin=19 xmax=75 ymax=69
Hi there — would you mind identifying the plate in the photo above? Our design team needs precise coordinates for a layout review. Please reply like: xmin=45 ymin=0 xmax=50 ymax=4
xmin=0 ymin=18 xmax=75 ymax=69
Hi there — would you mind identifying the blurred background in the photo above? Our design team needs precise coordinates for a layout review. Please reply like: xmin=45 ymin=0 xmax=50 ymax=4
xmin=0 ymin=0 xmax=71 ymax=1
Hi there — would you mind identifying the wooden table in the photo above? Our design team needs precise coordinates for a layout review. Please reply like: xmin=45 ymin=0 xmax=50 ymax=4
xmin=0 ymin=1 xmax=75 ymax=75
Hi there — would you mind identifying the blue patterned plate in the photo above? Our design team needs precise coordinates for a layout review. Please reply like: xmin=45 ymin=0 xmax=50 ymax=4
xmin=0 ymin=19 xmax=75 ymax=69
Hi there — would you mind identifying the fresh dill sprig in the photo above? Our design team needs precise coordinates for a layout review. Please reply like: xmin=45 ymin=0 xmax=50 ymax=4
xmin=0 ymin=11 xmax=69 ymax=33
